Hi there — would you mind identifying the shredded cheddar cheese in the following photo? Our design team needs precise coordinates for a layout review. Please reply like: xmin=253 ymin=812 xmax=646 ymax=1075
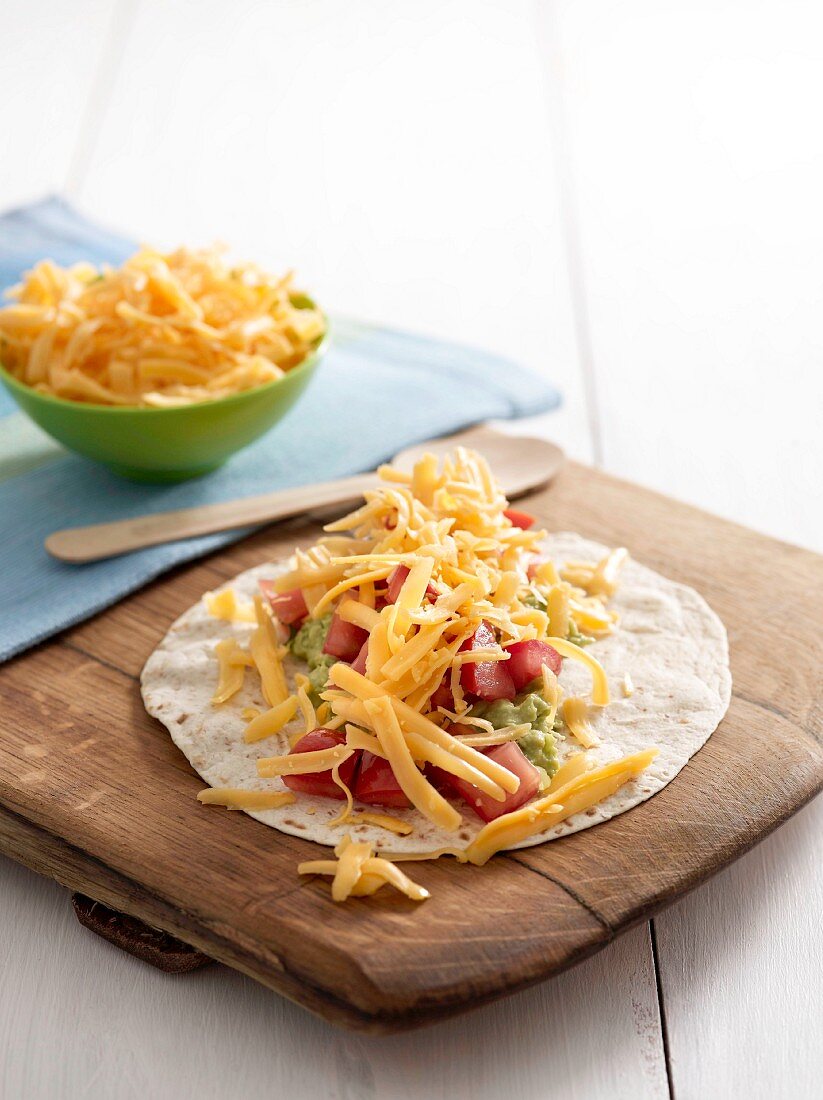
xmin=294 ymin=673 xmax=318 ymax=735
xmin=243 ymin=697 xmax=299 ymax=743
xmin=546 ymin=752 xmax=591 ymax=791
xmin=197 ymin=788 xmax=296 ymax=811
xmin=547 ymin=585 xmax=570 ymax=639
xmin=249 ymin=596 xmax=289 ymax=706
xmin=561 ymin=548 xmax=628 ymax=599
xmin=346 ymin=811 xmax=414 ymax=836
xmin=561 ymin=696 xmax=600 ymax=749
xmin=363 ymin=696 xmax=461 ymax=831
xmin=328 ymin=761 xmax=356 ymax=826
xmin=299 ymin=836 xmax=429 ymax=901
xmin=201 ymin=446 xmax=656 ymax=904
xmin=204 ymin=588 xmax=256 ymax=623
xmin=329 ymin=664 xmax=515 ymax=796
xmin=211 ymin=639 xmax=249 ymax=705
xmin=544 ymin=637 xmax=611 ymax=705
xmin=465 ymin=748 xmax=659 ymax=865
xmin=0 ymin=247 xmax=325 ymax=406
xmin=257 ymin=744 xmax=353 ymax=779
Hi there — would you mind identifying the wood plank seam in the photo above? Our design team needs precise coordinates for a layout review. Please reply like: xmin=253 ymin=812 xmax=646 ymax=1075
xmin=650 ymin=919 xmax=676 ymax=1100
xmin=61 ymin=638 xmax=139 ymax=682
xmin=506 ymin=855 xmax=615 ymax=934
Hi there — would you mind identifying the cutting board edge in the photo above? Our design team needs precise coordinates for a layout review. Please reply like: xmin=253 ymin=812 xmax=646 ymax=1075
xmin=2 ymin=768 xmax=820 ymax=1034
xmin=0 ymin=795 xmax=604 ymax=1031
xmin=0 ymin=797 xmax=402 ymax=1031
xmin=3 ymin=459 xmax=822 ymax=1032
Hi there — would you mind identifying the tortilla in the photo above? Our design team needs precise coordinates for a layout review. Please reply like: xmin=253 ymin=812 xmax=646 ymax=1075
xmin=141 ymin=533 xmax=731 ymax=853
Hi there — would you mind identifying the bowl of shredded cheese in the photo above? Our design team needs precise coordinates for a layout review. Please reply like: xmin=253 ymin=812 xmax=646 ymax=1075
xmin=0 ymin=246 xmax=328 ymax=481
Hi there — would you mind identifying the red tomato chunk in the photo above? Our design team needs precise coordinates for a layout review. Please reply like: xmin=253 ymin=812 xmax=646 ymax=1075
xmin=323 ymin=610 xmax=368 ymax=662
xmin=460 ymin=621 xmax=516 ymax=701
xmin=429 ymin=679 xmax=455 ymax=712
xmin=437 ymin=741 xmax=540 ymax=822
xmin=259 ymin=581 xmax=307 ymax=626
xmin=351 ymin=639 xmax=369 ymax=675
xmin=282 ymin=729 xmax=360 ymax=800
xmin=354 ymin=751 xmax=411 ymax=809
xmin=386 ymin=565 xmax=438 ymax=604
xmin=504 ymin=639 xmax=562 ymax=690
xmin=503 ymin=508 xmax=536 ymax=530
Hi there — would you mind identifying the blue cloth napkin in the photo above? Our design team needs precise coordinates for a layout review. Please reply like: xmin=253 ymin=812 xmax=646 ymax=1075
xmin=0 ymin=197 xmax=560 ymax=661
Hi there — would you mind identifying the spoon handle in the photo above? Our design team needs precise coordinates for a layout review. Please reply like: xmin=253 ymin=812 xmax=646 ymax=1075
xmin=45 ymin=472 xmax=380 ymax=563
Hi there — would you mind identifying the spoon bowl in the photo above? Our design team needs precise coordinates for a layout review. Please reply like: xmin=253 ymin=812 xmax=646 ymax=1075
xmin=45 ymin=425 xmax=564 ymax=563
xmin=392 ymin=424 xmax=563 ymax=497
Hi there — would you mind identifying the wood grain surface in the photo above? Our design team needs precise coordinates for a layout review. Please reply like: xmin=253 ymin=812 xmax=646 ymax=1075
xmin=0 ymin=461 xmax=820 ymax=1032
xmin=3 ymin=1 xmax=822 ymax=1091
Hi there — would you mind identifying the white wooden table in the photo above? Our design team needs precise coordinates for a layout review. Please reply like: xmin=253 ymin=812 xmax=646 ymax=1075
xmin=1 ymin=2 xmax=821 ymax=1096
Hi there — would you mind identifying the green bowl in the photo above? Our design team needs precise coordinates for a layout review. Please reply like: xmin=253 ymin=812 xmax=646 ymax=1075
xmin=0 ymin=328 xmax=329 ymax=482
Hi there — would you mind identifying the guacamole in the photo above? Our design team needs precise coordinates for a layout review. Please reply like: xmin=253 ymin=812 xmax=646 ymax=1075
xmin=290 ymin=611 xmax=332 ymax=664
xmin=470 ymin=689 xmax=558 ymax=775
xmin=522 ymin=591 xmax=593 ymax=647
xmin=521 ymin=590 xmax=547 ymax=613
xmin=289 ymin=612 xmax=335 ymax=706
xmin=567 ymin=620 xmax=594 ymax=648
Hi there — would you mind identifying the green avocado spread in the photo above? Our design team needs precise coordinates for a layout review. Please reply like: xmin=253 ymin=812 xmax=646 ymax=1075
xmin=470 ymin=687 xmax=559 ymax=776
xmin=289 ymin=610 xmax=561 ymax=772
xmin=289 ymin=612 xmax=335 ymax=706
xmin=521 ymin=591 xmax=594 ymax=647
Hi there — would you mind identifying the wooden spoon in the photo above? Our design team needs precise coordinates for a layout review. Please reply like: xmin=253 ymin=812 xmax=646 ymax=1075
xmin=45 ymin=425 xmax=564 ymax=563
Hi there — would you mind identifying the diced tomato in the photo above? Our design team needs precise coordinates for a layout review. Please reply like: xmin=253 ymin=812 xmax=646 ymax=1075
xmin=323 ymin=610 xmax=368 ymax=662
xmin=351 ymin=639 xmax=369 ymax=675
xmin=424 ymin=762 xmax=452 ymax=793
xmin=459 ymin=621 xmax=516 ymax=702
xmin=386 ymin=565 xmax=408 ymax=603
xmin=504 ymin=639 xmax=562 ymax=690
xmin=282 ymin=728 xmax=361 ymax=800
xmin=436 ymin=741 xmax=540 ymax=822
xmin=503 ymin=508 xmax=536 ymax=530
xmin=429 ymin=678 xmax=455 ymax=712
xmin=354 ymin=751 xmax=411 ymax=808
xmin=259 ymin=581 xmax=307 ymax=626
xmin=386 ymin=565 xmax=438 ymax=604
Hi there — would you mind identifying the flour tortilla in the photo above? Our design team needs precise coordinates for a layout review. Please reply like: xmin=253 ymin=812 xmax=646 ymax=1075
xmin=141 ymin=534 xmax=731 ymax=853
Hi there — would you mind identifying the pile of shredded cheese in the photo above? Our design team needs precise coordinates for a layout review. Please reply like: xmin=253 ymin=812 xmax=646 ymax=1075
xmin=281 ymin=448 xmax=620 ymax=712
xmin=0 ymin=246 xmax=325 ymax=406
xmin=298 ymin=836 xmax=430 ymax=901
xmin=200 ymin=447 xmax=658 ymax=902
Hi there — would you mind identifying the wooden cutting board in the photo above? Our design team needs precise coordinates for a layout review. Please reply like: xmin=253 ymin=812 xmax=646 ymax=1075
xmin=0 ymin=461 xmax=820 ymax=1032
